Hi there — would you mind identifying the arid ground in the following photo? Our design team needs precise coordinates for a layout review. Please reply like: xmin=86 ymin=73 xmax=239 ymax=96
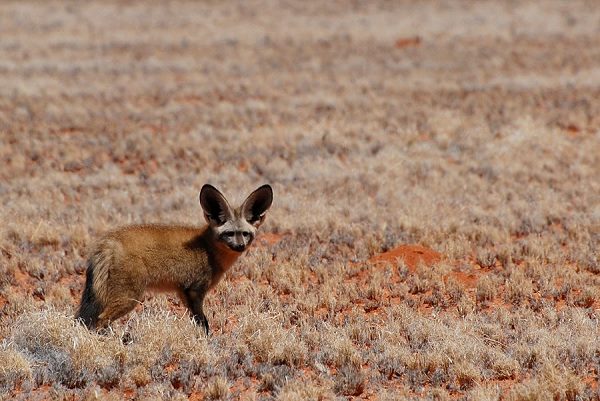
xmin=1 ymin=1 xmax=600 ymax=400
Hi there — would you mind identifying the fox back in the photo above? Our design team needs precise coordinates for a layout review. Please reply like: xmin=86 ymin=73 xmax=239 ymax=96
xmin=76 ymin=184 xmax=273 ymax=333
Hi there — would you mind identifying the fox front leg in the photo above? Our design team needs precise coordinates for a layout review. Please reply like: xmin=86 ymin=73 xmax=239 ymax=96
xmin=183 ymin=286 xmax=209 ymax=334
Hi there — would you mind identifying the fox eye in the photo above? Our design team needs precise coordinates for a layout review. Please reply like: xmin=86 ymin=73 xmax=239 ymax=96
xmin=223 ymin=232 xmax=235 ymax=238
xmin=242 ymin=232 xmax=250 ymax=238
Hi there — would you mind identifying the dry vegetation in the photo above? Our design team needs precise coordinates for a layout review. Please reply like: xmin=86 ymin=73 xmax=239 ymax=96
xmin=1 ymin=0 xmax=600 ymax=399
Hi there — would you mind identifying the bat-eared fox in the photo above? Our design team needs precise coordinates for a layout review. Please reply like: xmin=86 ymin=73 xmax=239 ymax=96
xmin=76 ymin=184 xmax=273 ymax=334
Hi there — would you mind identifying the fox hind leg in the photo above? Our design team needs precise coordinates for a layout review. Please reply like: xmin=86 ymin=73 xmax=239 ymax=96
xmin=96 ymin=297 xmax=140 ymax=329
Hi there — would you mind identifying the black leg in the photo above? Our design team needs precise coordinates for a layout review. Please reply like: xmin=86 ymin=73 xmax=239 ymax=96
xmin=193 ymin=312 xmax=209 ymax=335
xmin=184 ymin=287 xmax=209 ymax=335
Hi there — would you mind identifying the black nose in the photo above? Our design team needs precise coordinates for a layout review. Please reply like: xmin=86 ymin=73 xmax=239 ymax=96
xmin=232 ymin=244 xmax=245 ymax=252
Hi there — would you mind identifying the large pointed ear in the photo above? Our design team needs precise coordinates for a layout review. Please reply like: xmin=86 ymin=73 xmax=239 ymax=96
xmin=241 ymin=184 xmax=273 ymax=227
xmin=199 ymin=184 xmax=233 ymax=225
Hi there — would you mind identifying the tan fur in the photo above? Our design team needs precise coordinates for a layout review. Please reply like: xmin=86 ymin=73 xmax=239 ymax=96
xmin=91 ymin=225 xmax=239 ymax=328
xmin=75 ymin=184 xmax=273 ymax=333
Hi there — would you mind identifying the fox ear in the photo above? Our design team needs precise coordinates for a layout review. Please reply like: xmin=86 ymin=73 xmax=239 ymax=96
xmin=241 ymin=184 xmax=273 ymax=227
xmin=200 ymin=184 xmax=233 ymax=225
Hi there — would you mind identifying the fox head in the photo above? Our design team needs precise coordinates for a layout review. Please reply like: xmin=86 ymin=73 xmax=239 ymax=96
xmin=200 ymin=184 xmax=273 ymax=253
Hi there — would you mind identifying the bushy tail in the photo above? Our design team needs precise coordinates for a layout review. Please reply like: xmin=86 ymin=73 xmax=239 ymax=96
xmin=75 ymin=260 xmax=102 ymax=329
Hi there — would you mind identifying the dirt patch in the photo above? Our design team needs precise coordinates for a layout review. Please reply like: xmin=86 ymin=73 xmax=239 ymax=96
xmin=368 ymin=244 xmax=442 ymax=271
xmin=448 ymin=270 xmax=480 ymax=289
xmin=395 ymin=36 xmax=421 ymax=49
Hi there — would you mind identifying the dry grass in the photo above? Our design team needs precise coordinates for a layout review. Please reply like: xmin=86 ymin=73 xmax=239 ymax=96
xmin=1 ymin=0 xmax=600 ymax=399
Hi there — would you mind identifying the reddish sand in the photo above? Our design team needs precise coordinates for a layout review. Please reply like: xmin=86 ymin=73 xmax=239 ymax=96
xmin=368 ymin=244 xmax=442 ymax=271
xmin=449 ymin=270 xmax=479 ymax=289
xmin=395 ymin=36 xmax=422 ymax=49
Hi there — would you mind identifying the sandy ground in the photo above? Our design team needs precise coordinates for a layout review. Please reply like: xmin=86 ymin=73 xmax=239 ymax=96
xmin=1 ymin=1 xmax=600 ymax=400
